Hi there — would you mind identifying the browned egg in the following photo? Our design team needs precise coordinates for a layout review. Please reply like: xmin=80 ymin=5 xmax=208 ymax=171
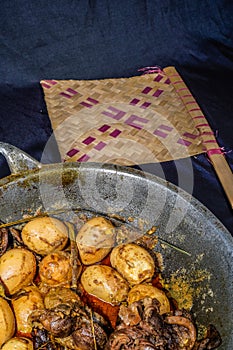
xmin=11 ymin=286 xmax=44 ymax=335
xmin=1 ymin=337 xmax=33 ymax=350
xmin=44 ymin=287 xmax=80 ymax=309
xmin=39 ymin=251 xmax=72 ymax=286
xmin=76 ymin=216 xmax=115 ymax=265
xmin=0 ymin=296 xmax=15 ymax=347
xmin=128 ymin=283 xmax=170 ymax=314
xmin=81 ymin=264 xmax=129 ymax=305
xmin=0 ymin=248 xmax=37 ymax=295
xmin=110 ymin=243 xmax=155 ymax=286
xmin=21 ymin=217 xmax=69 ymax=255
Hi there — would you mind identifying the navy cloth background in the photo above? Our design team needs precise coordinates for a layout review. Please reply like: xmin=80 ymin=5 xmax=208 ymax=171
xmin=0 ymin=0 xmax=232 ymax=234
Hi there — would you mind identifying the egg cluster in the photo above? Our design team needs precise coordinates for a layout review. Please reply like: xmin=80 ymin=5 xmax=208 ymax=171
xmin=0 ymin=215 xmax=169 ymax=348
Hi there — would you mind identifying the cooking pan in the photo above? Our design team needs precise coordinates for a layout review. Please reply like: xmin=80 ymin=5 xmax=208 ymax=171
xmin=0 ymin=142 xmax=232 ymax=349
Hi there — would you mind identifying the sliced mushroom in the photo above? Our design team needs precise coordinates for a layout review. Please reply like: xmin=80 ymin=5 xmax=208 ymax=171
xmin=0 ymin=228 xmax=8 ymax=257
xmin=165 ymin=315 xmax=197 ymax=349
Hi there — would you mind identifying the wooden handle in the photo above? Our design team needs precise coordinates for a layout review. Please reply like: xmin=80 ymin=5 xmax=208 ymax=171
xmin=210 ymin=153 xmax=233 ymax=209
xmin=164 ymin=66 xmax=233 ymax=209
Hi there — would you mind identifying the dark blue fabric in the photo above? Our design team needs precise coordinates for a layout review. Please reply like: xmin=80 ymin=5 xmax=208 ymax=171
xmin=0 ymin=0 xmax=232 ymax=234
xmin=1 ymin=0 xmax=233 ymax=82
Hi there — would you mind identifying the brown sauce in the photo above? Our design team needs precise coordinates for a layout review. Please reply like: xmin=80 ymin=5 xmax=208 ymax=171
xmin=16 ymin=331 xmax=32 ymax=339
xmin=80 ymin=287 xmax=120 ymax=329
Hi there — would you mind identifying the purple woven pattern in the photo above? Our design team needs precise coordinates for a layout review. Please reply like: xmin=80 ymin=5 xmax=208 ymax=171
xmin=41 ymin=71 xmax=204 ymax=165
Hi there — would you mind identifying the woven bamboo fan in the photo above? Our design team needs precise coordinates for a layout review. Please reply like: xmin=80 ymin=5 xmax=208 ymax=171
xmin=41 ymin=66 xmax=233 ymax=207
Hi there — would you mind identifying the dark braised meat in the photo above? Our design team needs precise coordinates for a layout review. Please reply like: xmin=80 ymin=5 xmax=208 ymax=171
xmin=105 ymin=297 xmax=221 ymax=350
xmin=30 ymin=300 xmax=110 ymax=350
xmin=31 ymin=303 xmax=74 ymax=338
xmin=32 ymin=327 xmax=65 ymax=350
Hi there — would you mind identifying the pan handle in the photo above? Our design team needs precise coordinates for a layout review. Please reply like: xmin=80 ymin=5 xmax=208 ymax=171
xmin=0 ymin=142 xmax=41 ymax=174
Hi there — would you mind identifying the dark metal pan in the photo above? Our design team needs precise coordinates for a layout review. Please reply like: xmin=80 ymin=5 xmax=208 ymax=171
xmin=0 ymin=142 xmax=232 ymax=349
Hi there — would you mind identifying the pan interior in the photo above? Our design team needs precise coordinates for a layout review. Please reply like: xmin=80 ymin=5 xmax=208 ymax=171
xmin=0 ymin=162 xmax=232 ymax=349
